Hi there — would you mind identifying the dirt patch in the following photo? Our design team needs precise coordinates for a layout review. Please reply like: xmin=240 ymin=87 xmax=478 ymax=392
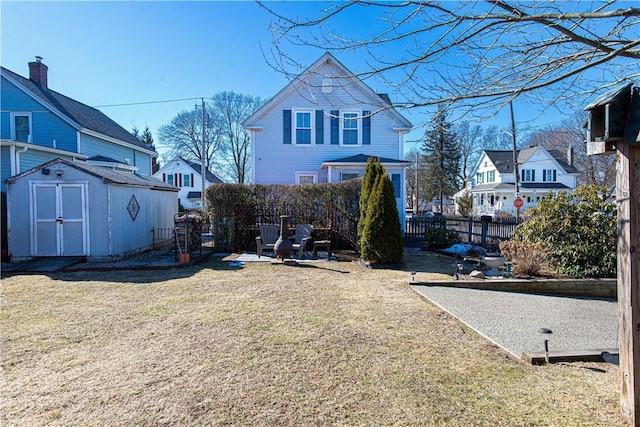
xmin=0 ymin=252 xmax=622 ymax=426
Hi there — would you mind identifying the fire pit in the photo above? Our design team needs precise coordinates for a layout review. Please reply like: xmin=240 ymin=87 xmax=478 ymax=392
xmin=274 ymin=215 xmax=293 ymax=260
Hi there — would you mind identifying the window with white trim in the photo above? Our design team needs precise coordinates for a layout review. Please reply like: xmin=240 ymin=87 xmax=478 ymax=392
xmin=296 ymin=172 xmax=317 ymax=185
xmin=11 ymin=112 xmax=32 ymax=142
xmin=167 ymin=174 xmax=175 ymax=186
xmin=341 ymin=112 xmax=359 ymax=145
xmin=543 ymin=169 xmax=556 ymax=182
xmin=340 ymin=172 xmax=359 ymax=181
xmin=487 ymin=170 xmax=495 ymax=182
xmin=183 ymin=174 xmax=191 ymax=187
xmin=294 ymin=110 xmax=313 ymax=145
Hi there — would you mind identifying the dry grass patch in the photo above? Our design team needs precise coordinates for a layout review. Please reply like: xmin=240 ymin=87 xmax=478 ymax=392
xmin=1 ymin=253 xmax=622 ymax=426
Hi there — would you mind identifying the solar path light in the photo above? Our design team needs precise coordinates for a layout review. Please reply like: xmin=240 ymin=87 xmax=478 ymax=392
xmin=538 ymin=328 xmax=553 ymax=364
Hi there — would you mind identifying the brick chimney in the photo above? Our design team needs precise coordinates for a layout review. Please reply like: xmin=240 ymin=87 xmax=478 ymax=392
xmin=28 ymin=56 xmax=48 ymax=88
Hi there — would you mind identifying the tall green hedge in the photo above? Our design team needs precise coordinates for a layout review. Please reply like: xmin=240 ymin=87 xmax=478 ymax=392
xmin=205 ymin=180 xmax=361 ymax=250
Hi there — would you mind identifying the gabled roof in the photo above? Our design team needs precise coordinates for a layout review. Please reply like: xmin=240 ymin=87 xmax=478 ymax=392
xmin=482 ymin=146 xmax=579 ymax=175
xmin=1 ymin=66 xmax=151 ymax=152
xmin=242 ymin=52 xmax=412 ymax=130
xmin=179 ymin=157 xmax=224 ymax=184
xmin=5 ymin=158 xmax=177 ymax=191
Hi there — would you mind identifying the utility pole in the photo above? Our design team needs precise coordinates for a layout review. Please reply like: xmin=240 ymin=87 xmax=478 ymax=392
xmin=510 ymin=101 xmax=520 ymax=221
xmin=414 ymin=151 xmax=419 ymax=213
xmin=201 ymin=98 xmax=207 ymax=212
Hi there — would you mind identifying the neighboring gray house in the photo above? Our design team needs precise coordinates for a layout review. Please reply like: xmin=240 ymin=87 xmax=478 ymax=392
xmin=5 ymin=158 xmax=177 ymax=260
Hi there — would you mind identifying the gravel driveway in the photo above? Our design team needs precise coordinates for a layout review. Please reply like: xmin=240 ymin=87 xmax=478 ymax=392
xmin=411 ymin=285 xmax=618 ymax=358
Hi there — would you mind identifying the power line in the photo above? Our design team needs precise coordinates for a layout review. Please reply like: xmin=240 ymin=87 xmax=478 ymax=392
xmin=92 ymin=97 xmax=203 ymax=108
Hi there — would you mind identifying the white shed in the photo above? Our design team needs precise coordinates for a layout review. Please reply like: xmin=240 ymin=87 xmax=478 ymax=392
xmin=5 ymin=158 xmax=178 ymax=260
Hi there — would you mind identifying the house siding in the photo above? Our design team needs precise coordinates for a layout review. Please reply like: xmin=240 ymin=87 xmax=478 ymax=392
xmin=81 ymin=133 xmax=151 ymax=175
xmin=153 ymin=158 xmax=221 ymax=210
xmin=1 ymin=76 xmax=78 ymax=152
xmin=252 ymin=63 xmax=404 ymax=185
xmin=18 ymin=150 xmax=74 ymax=174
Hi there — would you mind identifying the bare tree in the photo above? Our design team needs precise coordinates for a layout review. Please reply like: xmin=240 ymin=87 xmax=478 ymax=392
xmin=404 ymin=147 xmax=430 ymax=212
xmin=455 ymin=122 xmax=484 ymax=185
xmin=261 ymin=1 xmax=639 ymax=119
xmin=209 ymin=92 xmax=262 ymax=184
xmin=523 ymin=112 xmax=617 ymax=196
xmin=158 ymin=106 xmax=225 ymax=173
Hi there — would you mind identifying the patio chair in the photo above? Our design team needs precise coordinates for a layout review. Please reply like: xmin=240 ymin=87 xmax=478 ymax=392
xmin=292 ymin=224 xmax=313 ymax=259
xmin=256 ymin=224 xmax=279 ymax=257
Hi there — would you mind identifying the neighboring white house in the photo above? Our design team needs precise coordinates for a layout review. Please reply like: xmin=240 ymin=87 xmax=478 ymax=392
xmin=242 ymin=52 xmax=412 ymax=227
xmin=455 ymin=146 xmax=580 ymax=217
xmin=153 ymin=157 xmax=223 ymax=210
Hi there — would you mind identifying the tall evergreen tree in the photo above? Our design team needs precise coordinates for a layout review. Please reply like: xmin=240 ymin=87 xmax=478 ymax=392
xmin=421 ymin=107 xmax=460 ymax=213
xmin=360 ymin=172 xmax=404 ymax=265
xmin=358 ymin=157 xmax=382 ymax=250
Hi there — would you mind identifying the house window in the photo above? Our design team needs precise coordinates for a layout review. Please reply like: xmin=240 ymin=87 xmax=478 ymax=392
xmin=543 ymin=169 xmax=556 ymax=182
xmin=11 ymin=113 xmax=32 ymax=142
xmin=295 ymin=111 xmax=312 ymax=145
xmin=296 ymin=172 xmax=317 ymax=184
xmin=391 ymin=173 xmax=401 ymax=198
xmin=342 ymin=112 xmax=359 ymax=145
xmin=521 ymin=169 xmax=535 ymax=182
xmin=340 ymin=172 xmax=359 ymax=181
xmin=476 ymin=172 xmax=485 ymax=184
xmin=487 ymin=170 xmax=495 ymax=182
xmin=183 ymin=174 xmax=191 ymax=187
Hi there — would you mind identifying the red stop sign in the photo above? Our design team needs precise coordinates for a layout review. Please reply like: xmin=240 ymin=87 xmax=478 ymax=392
xmin=514 ymin=197 xmax=524 ymax=209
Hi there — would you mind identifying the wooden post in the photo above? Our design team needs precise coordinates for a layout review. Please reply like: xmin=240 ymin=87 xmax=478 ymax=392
xmin=617 ymin=142 xmax=640 ymax=425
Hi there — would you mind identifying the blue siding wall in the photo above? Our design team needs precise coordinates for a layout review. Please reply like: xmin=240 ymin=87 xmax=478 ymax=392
xmin=1 ymin=146 xmax=12 ymax=192
xmin=19 ymin=150 xmax=73 ymax=173
xmin=80 ymin=134 xmax=151 ymax=175
xmin=1 ymin=76 xmax=78 ymax=152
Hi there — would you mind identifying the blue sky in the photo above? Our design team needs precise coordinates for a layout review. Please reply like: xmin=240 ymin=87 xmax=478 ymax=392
xmin=1 ymin=1 xmax=577 ymax=157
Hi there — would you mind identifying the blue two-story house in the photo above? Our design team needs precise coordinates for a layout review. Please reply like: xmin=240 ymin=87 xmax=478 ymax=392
xmin=1 ymin=57 xmax=174 ymax=260
xmin=1 ymin=57 xmax=155 ymax=185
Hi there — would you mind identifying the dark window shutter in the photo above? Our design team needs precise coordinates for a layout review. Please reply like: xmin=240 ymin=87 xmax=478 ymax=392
xmin=362 ymin=110 xmax=371 ymax=145
xmin=191 ymin=173 xmax=195 ymax=187
xmin=532 ymin=169 xmax=535 ymax=182
xmin=330 ymin=110 xmax=339 ymax=145
xmin=542 ymin=169 xmax=547 ymax=182
xmin=162 ymin=173 xmax=166 ymax=182
xmin=283 ymin=110 xmax=292 ymax=144
xmin=521 ymin=170 xmax=525 ymax=182
xmin=553 ymin=170 xmax=557 ymax=181
xmin=315 ymin=110 xmax=324 ymax=144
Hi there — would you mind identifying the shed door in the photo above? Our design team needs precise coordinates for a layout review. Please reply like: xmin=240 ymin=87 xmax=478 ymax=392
xmin=31 ymin=182 xmax=88 ymax=256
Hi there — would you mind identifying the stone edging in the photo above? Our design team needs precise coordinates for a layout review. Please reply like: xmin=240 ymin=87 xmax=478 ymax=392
xmin=412 ymin=278 xmax=617 ymax=299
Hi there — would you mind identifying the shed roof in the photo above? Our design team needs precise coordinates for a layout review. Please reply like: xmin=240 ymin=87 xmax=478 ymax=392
xmin=5 ymin=158 xmax=178 ymax=192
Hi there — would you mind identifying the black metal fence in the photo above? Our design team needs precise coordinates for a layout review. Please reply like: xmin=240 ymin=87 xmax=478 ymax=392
xmin=405 ymin=215 xmax=521 ymax=248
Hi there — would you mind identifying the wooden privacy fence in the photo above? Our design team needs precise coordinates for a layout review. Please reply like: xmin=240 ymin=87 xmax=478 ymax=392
xmin=405 ymin=216 xmax=521 ymax=248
